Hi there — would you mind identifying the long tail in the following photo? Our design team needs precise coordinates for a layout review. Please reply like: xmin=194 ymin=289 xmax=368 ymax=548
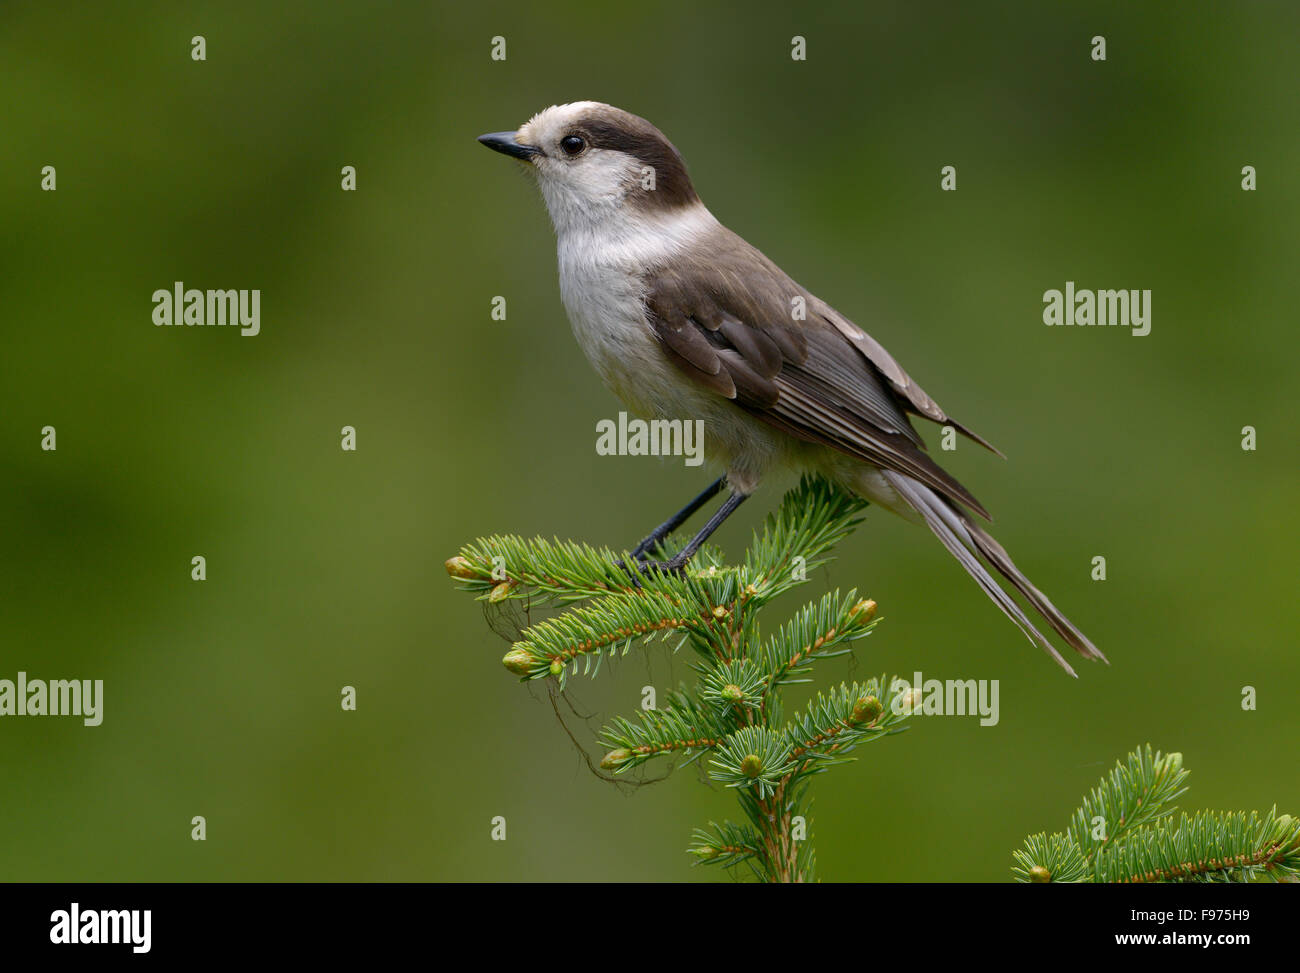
xmin=883 ymin=470 xmax=1106 ymax=677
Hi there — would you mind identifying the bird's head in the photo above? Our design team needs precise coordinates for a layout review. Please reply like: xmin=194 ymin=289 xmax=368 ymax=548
xmin=478 ymin=101 xmax=700 ymax=233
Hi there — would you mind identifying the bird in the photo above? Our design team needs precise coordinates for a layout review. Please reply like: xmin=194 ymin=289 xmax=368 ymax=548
xmin=477 ymin=101 xmax=1104 ymax=676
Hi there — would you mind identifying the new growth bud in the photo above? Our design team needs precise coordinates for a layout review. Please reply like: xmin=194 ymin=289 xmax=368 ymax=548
xmin=444 ymin=556 xmax=477 ymax=579
xmin=850 ymin=598 xmax=878 ymax=624
xmin=851 ymin=695 xmax=883 ymax=725
xmin=502 ymin=647 xmax=533 ymax=675
xmin=601 ymin=749 xmax=632 ymax=770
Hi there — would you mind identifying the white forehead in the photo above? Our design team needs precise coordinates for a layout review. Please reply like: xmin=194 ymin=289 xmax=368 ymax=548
xmin=517 ymin=101 xmax=608 ymax=144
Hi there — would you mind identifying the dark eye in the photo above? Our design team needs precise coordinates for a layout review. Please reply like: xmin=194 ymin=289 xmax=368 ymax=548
xmin=560 ymin=135 xmax=586 ymax=156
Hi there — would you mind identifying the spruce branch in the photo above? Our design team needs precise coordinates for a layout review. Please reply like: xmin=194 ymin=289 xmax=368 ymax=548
xmin=1012 ymin=833 xmax=1089 ymax=884
xmin=599 ymin=691 xmax=728 ymax=771
xmin=741 ymin=476 xmax=868 ymax=594
xmin=447 ymin=535 xmax=642 ymax=604
xmin=761 ymin=591 xmax=878 ymax=689
xmin=1094 ymin=808 xmax=1300 ymax=884
xmin=688 ymin=821 xmax=763 ymax=872
xmin=1067 ymin=743 xmax=1189 ymax=865
xmin=709 ymin=726 xmax=799 ymax=799
xmin=501 ymin=588 xmax=701 ymax=684
xmin=449 ymin=474 xmax=914 ymax=881
xmin=1013 ymin=744 xmax=1300 ymax=883
xmin=783 ymin=677 xmax=905 ymax=766
xmin=698 ymin=658 xmax=767 ymax=713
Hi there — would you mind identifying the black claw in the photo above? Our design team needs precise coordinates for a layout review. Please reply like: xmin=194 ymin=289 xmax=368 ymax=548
xmin=638 ymin=558 xmax=689 ymax=578
xmin=613 ymin=553 xmax=689 ymax=585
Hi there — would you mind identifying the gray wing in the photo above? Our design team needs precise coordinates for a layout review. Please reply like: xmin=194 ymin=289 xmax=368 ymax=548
xmin=644 ymin=227 xmax=996 ymax=519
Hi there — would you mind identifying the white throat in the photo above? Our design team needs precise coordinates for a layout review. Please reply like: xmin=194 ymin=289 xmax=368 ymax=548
xmin=550 ymin=198 xmax=718 ymax=277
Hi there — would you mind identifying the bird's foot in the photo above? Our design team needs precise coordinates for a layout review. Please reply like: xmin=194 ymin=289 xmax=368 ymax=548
xmin=614 ymin=552 xmax=691 ymax=586
xmin=637 ymin=556 xmax=690 ymax=577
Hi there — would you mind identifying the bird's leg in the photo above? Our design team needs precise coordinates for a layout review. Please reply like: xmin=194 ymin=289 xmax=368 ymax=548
xmin=637 ymin=490 xmax=750 ymax=576
xmin=627 ymin=476 xmax=725 ymax=561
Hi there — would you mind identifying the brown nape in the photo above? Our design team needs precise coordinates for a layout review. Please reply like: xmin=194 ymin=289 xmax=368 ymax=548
xmin=579 ymin=108 xmax=701 ymax=210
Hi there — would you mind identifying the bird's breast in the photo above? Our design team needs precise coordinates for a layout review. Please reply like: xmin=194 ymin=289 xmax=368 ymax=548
xmin=550 ymin=214 xmax=797 ymax=483
xmin=556 ymin=242 xmax=667 ymax=407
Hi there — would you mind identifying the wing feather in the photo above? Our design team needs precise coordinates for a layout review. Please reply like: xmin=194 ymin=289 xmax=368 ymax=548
xmin=643 ymin=226 xmax=995 ymax=517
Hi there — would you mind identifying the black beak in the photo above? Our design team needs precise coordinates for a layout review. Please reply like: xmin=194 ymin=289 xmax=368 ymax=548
xmin=477 ymin=131 xmax=539 ymax=161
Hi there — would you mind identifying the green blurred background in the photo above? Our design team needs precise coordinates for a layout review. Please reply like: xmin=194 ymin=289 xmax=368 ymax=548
xmin=2 ymin=1 xmax=1296 ymax=881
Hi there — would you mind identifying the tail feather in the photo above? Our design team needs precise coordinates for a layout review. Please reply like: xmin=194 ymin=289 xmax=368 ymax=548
xmin=961 ymin=515 xmax=1107 ymax=664
xmin=883 ymin=471 xmax=1104 ymax=675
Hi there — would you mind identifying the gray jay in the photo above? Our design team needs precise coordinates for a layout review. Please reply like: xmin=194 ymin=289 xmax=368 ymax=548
xmin=478 ymin=102 xmax=1103 ymax=676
